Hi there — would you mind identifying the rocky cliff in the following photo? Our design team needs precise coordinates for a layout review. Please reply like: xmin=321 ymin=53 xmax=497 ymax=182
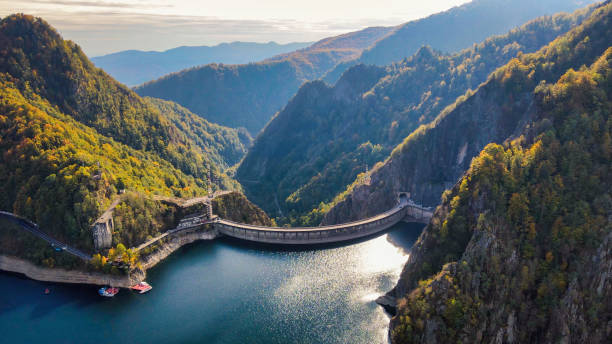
xmin=383 ymin=11 xmax=612 ymax=343
xmin=323 ymin=0 xmax=612 ymax=225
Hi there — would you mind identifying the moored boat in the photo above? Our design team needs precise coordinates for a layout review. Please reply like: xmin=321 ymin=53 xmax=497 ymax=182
xmin=98 ymin=286 xmax=119 ymax=297
xmin=130 ymin=281 xmax=152 ymax=294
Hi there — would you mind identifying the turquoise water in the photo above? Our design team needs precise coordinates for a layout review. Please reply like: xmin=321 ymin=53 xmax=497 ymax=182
xmin=0 ymin=223 xmax=422 ymax=344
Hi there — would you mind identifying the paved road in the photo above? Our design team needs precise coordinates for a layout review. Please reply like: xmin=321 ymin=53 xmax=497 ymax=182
xmin=0 ymin=211 xmax=91 ymax=260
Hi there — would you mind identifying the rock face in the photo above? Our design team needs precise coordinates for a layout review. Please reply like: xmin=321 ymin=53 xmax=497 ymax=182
xmin=323 ymin=0 xmax=611 ymax=226
xmin=91 ymin=215 xmax=113 ymax=250
xmin=323 ymin=82 xmax=536 ymax=225
xmin=0 ymin=255 xmax=143 ymax=287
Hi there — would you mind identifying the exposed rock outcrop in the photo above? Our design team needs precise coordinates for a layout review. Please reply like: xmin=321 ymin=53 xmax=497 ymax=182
xmin=323 ymin=83 xmax=536 ymax=225
xmin=91 ymin=218 xmax=113 ymax=250
xmin=0 ymin=255 xmax=143 ymax=287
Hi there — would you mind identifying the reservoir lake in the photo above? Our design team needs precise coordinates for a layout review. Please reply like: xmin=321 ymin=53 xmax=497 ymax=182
xmin=0 ymin=223 xmax=423 ymax=344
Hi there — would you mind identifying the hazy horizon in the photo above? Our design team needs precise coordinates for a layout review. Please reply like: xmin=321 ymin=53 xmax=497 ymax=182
xmin=3 ymin=0 xmax=471 ymax=56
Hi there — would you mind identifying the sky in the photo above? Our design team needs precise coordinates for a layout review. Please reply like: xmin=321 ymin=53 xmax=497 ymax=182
xmin=2 ymin=0 xmax=471 ymax=56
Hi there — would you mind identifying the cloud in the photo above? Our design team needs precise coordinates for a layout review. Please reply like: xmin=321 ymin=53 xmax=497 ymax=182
xmin=1 ymin=2 xmax=408 ymax=56
xmin=6 ymin=10 xmax=398 ymax=56
xmin=11 ymin=0 xmax=172 ymax=9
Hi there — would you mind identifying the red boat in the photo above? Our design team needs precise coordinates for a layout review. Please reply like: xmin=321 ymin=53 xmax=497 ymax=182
xmin=98 ymin=287 xmax=119 ymax=297
xmin=130 ymin=281 xmax=152 ymax=294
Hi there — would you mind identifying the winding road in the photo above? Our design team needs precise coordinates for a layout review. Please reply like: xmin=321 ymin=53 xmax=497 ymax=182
xmin=0 ymin=211 xmax=91 ymax=260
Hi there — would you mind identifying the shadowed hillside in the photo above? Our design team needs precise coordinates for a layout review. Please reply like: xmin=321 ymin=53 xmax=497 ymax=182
xmin=134 ymin=26 xmax=393 ymax=134
xmin=237 ymin=4 xmax=597 ymax=225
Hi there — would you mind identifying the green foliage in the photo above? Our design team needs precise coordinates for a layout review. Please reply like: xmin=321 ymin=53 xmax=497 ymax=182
xmin=212 ymin=192 xmax=274 ymax=226
xmin=0 ymin=14 xmax=241 ymax=186
xmin=135 ymin=26 xmax=392 ymax=134
xmin=112 ymin=192 xmax=181 ymax=249
xmin=144 ymin=97 xmax=251 ymax=170
xmin=392 ymin=44 xmax=611 ymax=343
xmin=0 ymin=15 xmax=244 ymax=268
xmin=0 ymin=76 xmax=212 ymax=252
xmin=238 ymin=6 xmax=596 ymax=223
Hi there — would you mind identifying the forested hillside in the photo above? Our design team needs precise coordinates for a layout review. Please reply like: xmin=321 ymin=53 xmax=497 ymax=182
xmin=0 ymin=15 xmax=247 ymax=179
xmin=134 ymin=26 xmax=393 ymax=134
xmin=323 ymin=1 xmax=611 ymax=226
xmin=323 ymin=0 xmax=598 ymax=83
xmin=145 ymin=97 xmax=252 ymax=169
xmin=135 ymin=0 xmax=593 ymax=135
xmin=0 ymin=15 xmax=245 ymax=266
xmin=92 ymin=41 xmax=311 ymax=86
xmin=237 ymin=5 xmax=596 ymax=225
xmin=390 ymin=45 xmax=611 ymax=344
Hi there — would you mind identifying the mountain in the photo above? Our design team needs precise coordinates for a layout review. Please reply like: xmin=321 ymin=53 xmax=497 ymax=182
xmin=0 ymin=14 xmax=247 ymax=264
xmin=323 ymin=0 xmax=599 ymax=83
xmin=144 ymin=97 xmax=252 ymax=169
xmin=323 ymin=1 xmax=611 ymax=226
xmin=92 ymin=41 xmax=311 ymax=86
xmin=390 ymin=38 xmax=611 ymax=344
xmin=135 ymin=1 xmax=596 ymax=136
xmin=0 ymin=14 xmax=248 ymax=178
xmin=236 ymin=4 xmax=597 ymax=225
xmin=134 ymin=26 xmax=393 ymax=134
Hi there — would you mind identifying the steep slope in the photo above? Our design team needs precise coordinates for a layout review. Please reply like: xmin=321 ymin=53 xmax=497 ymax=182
xmin=237 ymin=5 xmax=596 ymax=224
xmin=390 ymin=47 xmax=611 ymax=344
xmin=0 ymin=75 xmax=209 ymax=258
xmin=134 ymin=26 xmax=393 ymax=134
xmin=145 ymin=97 xmax=252 ymax=168
xmin=323 ymin=1 xmax=612 ymax=225
xmin=135 ymin=0 xmax=596 ymax=136
xmin=0 ymin=14 xmax=246 ymax=178
xmin=323 ymin=0 xmax=599 ymax=83
xmin=212 ymin=192 xmax=274 ymax=226
xmin=92 ymin=41 xmax=311 ymax=86
xmin=0 ymin=15 xmax=250 ymax=267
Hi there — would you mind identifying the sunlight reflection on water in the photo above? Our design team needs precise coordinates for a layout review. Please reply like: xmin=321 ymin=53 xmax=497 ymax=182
xmin=0 ymin=223 xmax=423 ymax=344
xmin=271 ymin=234 xmax=410 ymax=343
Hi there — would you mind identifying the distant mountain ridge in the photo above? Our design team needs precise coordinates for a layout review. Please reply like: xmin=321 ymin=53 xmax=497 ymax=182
xmin=92 ymin=41 xmax=311 ymax=87
xmin=135 ymin=0 xmax=597 ymax=136
xmin=236 ymin=4 xmax=597 ymax=225
xmin=323 ymin=0 xmax=599 ymax=83
xmin=134 ymin=26 xmax=393 ymax=133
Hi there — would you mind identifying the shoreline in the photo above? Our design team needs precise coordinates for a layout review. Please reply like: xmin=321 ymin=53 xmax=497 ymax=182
xmin=0 ymin=226 xmax=220 ymax=288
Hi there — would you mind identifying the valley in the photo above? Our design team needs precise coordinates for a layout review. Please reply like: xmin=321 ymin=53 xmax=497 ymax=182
xmin=0 ymin=0 xmax=609 ymax=343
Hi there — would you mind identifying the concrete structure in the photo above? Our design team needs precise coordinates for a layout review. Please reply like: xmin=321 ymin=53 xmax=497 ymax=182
xmin=214 ymin=194 xmax=433 ymax=245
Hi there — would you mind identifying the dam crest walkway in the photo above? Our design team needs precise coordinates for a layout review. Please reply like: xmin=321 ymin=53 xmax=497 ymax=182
xmin=214 ymin=195 xmax=433 ymax=245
